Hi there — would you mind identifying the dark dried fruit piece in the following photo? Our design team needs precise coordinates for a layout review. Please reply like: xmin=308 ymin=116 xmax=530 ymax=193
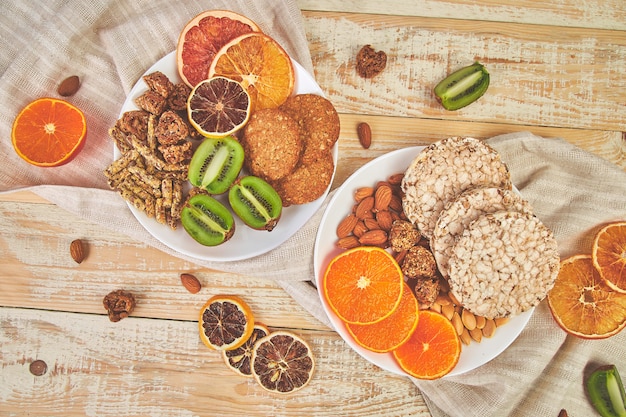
xmin=434 ymin=62 xmax=490 ymax=110
xmin=356 ymin=45 xmax=387 ymax=78
xmin=188 ymin=136 xmax=244 ymax=194
xmin=181 ymin=194 xmax=235 ymax=246
xmin=57 ymin=75 xmax=80 ymax=96
xmin=228 ymin=176 xmax=282 ymax=231
xmin=103 ymin=290 xmax=136 ymax=322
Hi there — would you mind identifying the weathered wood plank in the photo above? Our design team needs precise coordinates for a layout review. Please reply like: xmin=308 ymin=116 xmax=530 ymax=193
xmin=0 ymin=307 xmax=429 ymax=417
xmin=302 ymin=11 xmax=626 ymax=132
xmin=298 ymin=0 xmax=626 ymax=31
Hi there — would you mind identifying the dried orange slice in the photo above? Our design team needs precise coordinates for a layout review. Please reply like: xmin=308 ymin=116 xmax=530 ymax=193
xmin=548 ymin=254 xmax=626 ymax=339
xmin=198 ymin=295 xmax=255 ymax=350
xmin=187 ymin=76 xmax=251 ymax=138
xmin=208 ymin=32 xmax=295 ymax=111
xmin=222 ymin=323 xmax=270 ymax=377
xmin=251 ymin=331 xmax=315 ymax=394
xmin=392 ymin=310 xmax=461 ymax=380
xmin=12 ymin=97 xmax=87 ymax=167
xmin=176 ymin=10 xmax=260 ymax=87
xmin=592 ymin=222 xmax=626 ymax=293
xmin=322 ymin=246 xmax=404 ymax=325
xmin=346 ymin=283 xmax=419 ymax=353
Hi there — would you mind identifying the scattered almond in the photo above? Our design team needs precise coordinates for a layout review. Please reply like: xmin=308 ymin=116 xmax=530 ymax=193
xmin=180 ymin=273 xmax=201 ymax=294
xmin=357 ymin=122 xmax=372 ymax=149
xmin=57 ymin=75 xmax=80 ymax=97
xmin=70 ymin=239 xmax=85 ymax=264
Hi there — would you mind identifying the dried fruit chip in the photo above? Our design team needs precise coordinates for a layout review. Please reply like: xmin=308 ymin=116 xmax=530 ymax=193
xmin=251 ymin=331 xmax=315 ymax=394
xmin=198 ymin=295 xmax=255 ymax=350
xmin=222 ymin=323 xmax=270 ymax=377
xmin=592 ymin=221 xmax=626 ymax=293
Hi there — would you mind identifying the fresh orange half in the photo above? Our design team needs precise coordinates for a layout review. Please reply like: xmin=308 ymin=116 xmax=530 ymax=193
xmin=198 ymin=294 xmax=255 ymax=350
xmin=323 ymin=246 xmax=404 ymax=325
xmin=187 ymin=76 xmax=251 ymax=137
xmin=346 ymin=283 xmax=419 ymax=353
xmin=547 ymin=254 xmax=626 ymax=339
xmin=176 ymin=10 xmax=261 ymax=87
xmin=12 ymin=97 xmax=87 ymax=167
xmin=208 ymin=32 xmax=295 ymax=111
xmin=392 ymin=310 xmax=461 ymax=380
xmin=592 ymin=221 xmax=626 ymax=293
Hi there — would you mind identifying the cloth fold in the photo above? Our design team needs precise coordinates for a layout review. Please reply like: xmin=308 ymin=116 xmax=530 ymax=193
xmin=2 ymin=2 xmax=626 ymax=417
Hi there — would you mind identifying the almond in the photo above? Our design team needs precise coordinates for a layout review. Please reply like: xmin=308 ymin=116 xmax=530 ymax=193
xmin=376 ymin=210 xmax=393 ymax=231
xmin=336 ymin=214 xmax=358 ymax=238
xmin=180 ymin=273 xmax=201 ymax=294
xmin=364 ymin=217 xmax=380 ymax=230
xmin=355 ymin=196 xmax=375 ymax=219
xmin=353 ymin=220 xmax=368 ymax=238
xmin=374 ymin=185 xmax=392 ymax=212
xmin=357 ymin=122 xmax=372 ymax=149
xmin=70 ymin=239 xmax=85 ymax=264
xmin=358 ymin=229 xmax=388 ymax=246
xmin=387 ymin=173 xmax=404 ymax=185
xmin=337 ymin=236 xmax=360 ymax=249
xmin=354 ymin=186 xmax=374 ymax=202
xmin=57 ymin=75 xmax=80 ymax=97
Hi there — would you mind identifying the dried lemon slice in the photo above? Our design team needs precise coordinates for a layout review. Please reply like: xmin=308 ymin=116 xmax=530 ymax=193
xmin=198 ymin=295 xmax=255 ymax=351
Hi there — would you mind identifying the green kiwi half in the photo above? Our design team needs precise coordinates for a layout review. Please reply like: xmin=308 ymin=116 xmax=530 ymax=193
xmin=228 ymin=176 xmax=282 ymax=231
xmin=187 ymin=136 xmax=244 ymax=194
xmin=181 ymin=194 xmax=235 ymax=246
xmin=434 ymin=62 xmax=490 ymax=111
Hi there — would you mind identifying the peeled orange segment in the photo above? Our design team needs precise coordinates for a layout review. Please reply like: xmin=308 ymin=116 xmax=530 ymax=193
xmin=592 ymin=222 xmax=626 ymax=293
xmin=208 ymin=32 xmax=295 ymax=111
xmin=12 ymin=97 xmax=87 ymax=167
xmin=251 ymin=331 xmax=315 ymax=394
xmin=198 ymin=295 xmax=255 ymax=351
xmin=222 ymin=323 xmax=270 ymax=377
xmin=346 ymin=283 xmax=419 ymax=353
xmin=547 ymin=255 xmax=626 ymax=339
xmin=322 ymin=246 xmax=404 ymax=325
xmin=176 ymin=10 xmax=260 ymax=87
xmin=187 ymin=76 xmax=251 ymax=138
xmin=392 ymin=310 xmax=461 ymax=380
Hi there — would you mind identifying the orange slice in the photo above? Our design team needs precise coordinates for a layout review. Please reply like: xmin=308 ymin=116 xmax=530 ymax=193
xmin=176 ymin=10 xmax=261 ymax=87
xmin=346 ymin=283 xmax=419 ymax=353
xmin=208 ymin=32 xmax=295 ymax=111
xmin=198 ymin=295 xmax=255 ymax=350
xmin=12 ymin=97 xmax=87 ymax=167
xmin=393 ymin=310 xmax=461 ymax=380
xmin=592 ymin=221 xmax=626 ymax=293
xmin=547 ymin=254 xmax=626 ymax=339
xmin=222 ymin=323 xmax=270 ymax=377
xmin=187 ymin=76 xmax=251 ymax=138
xmin=322 ymin=246 xmax=404 ymax=325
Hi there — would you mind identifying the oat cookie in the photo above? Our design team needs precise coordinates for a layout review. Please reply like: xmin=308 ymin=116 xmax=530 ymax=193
xmin=271 ymin=150 xmax=334 ymax=206
xmin=431 ymin=186 xmax=533 ymax=277
xmin=241 ymin=108 xmax=302 ymax=181
xmin=447 ymin=210 xmax=560 ymax=319
xmin=401 ymin=136 xmax=511 ymax=239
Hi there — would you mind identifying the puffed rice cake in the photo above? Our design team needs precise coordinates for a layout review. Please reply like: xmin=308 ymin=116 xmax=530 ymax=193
xmin=447 ymin=210 xmax=560 ymax=319
xmin=401 ymin=137 xmax=512 ymax=239
xmin=431 ymin=186 xmax=534 ymax=277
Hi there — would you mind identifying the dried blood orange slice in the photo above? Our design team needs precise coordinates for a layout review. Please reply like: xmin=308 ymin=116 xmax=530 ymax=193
xmin=392 ymin=310 xmax=461 ymax=380
xmin=346 ymin=283 xmax=419 ymax=353
xmin=322 ymin=246 xmax=404 ymax=325
xmin=592 ymin=222 xmax=626 ymax=293
xmin=222 ymin=323 xmax=270 ymax=377
xmin=198 ymin=295 xmax=255 ymax=350
xmin=176 ymin=10 xmax=260 ymax=87
xmin=209 ymin=32 xmax=295 ymax=111
xmin=12 ymin=97 xmax=87 ymax=167
xmin=187 ymin=76 xmax=251 ymax=138
xmin=548 ymin=254 xmax=626 ymax=339
xmin=251 ymin=331 xmax=315 ymax=394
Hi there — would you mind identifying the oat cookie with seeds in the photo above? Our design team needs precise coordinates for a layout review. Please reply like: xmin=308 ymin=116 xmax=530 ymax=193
xmin=447 ymin=210 xmax=559 ymax=319
xmin=401 ymin=137 xmax=512 ymax=239
xmin=431 ymin=186 xmax=533 ymax=277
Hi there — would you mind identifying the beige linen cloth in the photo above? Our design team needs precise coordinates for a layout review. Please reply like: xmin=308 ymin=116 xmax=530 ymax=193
xmin=1 ymin=1 xmax=625 ymax=416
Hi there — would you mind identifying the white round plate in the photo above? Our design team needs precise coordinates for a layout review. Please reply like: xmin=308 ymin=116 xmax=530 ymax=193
xmin=313 ymin=146 xmax=533 ymax=377
xmin=115 ymin=51 xmax=337 ymax=261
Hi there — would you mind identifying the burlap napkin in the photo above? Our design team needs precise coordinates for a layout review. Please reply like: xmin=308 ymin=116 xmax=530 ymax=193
xmin=2 ymin=2 xmax=626 ymax=416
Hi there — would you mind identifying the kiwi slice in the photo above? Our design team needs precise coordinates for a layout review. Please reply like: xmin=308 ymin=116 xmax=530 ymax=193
xmin=181 ymin=194 xmax=235 ymax=246
xmin=187 ymin=136 xmax=244 ymax=194
xmin=229 ymin=176 xmax=282 ymax=231
xmin=434 ymin=62 xmax=490 ymax=111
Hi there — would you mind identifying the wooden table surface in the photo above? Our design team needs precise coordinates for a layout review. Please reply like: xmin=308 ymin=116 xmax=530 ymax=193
xmin=1 ymin=1 xmax=625 ymax=416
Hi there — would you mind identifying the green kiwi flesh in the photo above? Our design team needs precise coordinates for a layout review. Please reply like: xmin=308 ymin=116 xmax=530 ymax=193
xmin=181 ymin=194 xmax=235 ymax=246
xmin=434 ymin=62 xmax=490 ymax=111
xmin=228 ymin=176 xmax=283 ymax=231
xmin=187 ymin=136 xmax=244 ymax=194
